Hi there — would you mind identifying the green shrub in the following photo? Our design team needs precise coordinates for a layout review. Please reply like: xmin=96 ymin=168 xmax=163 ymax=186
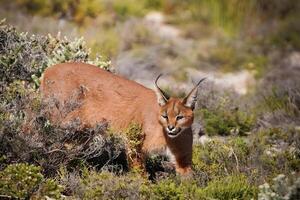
xmin=198 ymin=108 xmax=255 ymax=136
xmin=12 ymin=0 xmax=104 ymax=24
xmin=89 ymin=27 xmax=120 ymax=59
xmin=258 ymin=174 xmax=300 ymax=200
xmin=193 ymin=139 xmax=248 ymax=180
xmin=197 ymin=174 xmax=257 ymax=200
xmin=259 ymin=88 xmax=299 ymax=117
xmin=47 ymin=34 xmax=110 ymax=69
xmin=193 ymin=140 xmax=227 ymax=179
xmin=192 ymin=130 xmax=299 ymax=185
xmin=247 ymin=127 xmax=300 ymax=180
xmin=79 ymin=170 xmax=148 ymax=199
xmin=0 ymin=21 xmax=111 ymax=88
xmin=149 ymin=178 xmax=186 ymax=200
xmin=208 ymin=41 xmax=268 ymax=77
xmin=0 ymin=21 xmax=48 ymax=84
xmin=124 ymin=123 xmax=143 ymax=157
xmin=0 ymin=163 xmax=43 ymax=198
xmin=112 ymin=0 xmax=146 ymax=20
xmin=33 ymin=179 xmax=64 ymax=199
xmin=145 ymin=174 xmax=257 ymax=200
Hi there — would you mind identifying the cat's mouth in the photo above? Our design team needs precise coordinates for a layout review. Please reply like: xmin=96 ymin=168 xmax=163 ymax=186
xmin=166 ymin=127 xmax=182 ymax=138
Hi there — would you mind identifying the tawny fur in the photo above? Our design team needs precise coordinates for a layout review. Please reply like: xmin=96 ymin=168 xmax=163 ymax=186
xmin=40 ymin=62 xmax=198 ymax=175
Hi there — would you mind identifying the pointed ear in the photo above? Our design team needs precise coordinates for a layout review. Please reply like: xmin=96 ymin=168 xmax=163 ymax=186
xmin=183 ymin=78 xmax=206 ymax=110
xmin=154 ymin=74 xmax=169 ymax=106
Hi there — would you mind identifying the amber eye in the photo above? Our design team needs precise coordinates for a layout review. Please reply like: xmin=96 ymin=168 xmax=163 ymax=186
xmin=176 ymin=115 xmax=184 ymax=120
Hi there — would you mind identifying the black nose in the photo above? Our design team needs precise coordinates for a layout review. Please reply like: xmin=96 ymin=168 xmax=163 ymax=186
xmin=168 ymin=125 xmax=175 ymax=131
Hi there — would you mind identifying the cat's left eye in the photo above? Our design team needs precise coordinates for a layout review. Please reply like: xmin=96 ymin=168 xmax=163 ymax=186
xmin=176 ymin=115 xmax=184 ymax=120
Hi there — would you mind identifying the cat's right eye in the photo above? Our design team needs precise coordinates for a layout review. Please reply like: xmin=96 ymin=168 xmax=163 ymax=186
xmin=162 ymin=115 xmax=168 ymax=119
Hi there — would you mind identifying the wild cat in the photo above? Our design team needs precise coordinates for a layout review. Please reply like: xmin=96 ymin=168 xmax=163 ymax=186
xmin=40 ymin=62 xmax=205 ymax=175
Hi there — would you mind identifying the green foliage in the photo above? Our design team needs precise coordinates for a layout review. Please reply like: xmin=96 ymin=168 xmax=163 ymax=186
xmin=112 ymin=0 xmax=146 ymax=20
xmin=0 ymin=21 xmax=111 ymax=87
xmin=11 ymin=0 xmax=154 ymax=23
xmin=0 ymin=163 xmax=43 ymax=198
xmin=1 ymin=5 xmax=300 ymax=199
xmin=194 ymin=0 xmax=256 ymax=36
xmin=149 ymin=178 xmax=186 ymax=200
xmin=198 ymin=108 xmax=255 ymax=136
xmin=80 ymin=170 xmax=148 ymax=199
xmin=47 ymin=35 xmax=89 ymax=66
xmin=47 ymin=34 xmax=110 ymax=70
xmin=145 ymin=174 xmax=257 ymax=200
xmin=34 ymin=179 xmax=64 ymax=199
xmin=209 ymin=41 xmax=268 ymax=77
xmin=13 ymin=0 xmax=104 ymax=24
xmin=193 ymin=139 xmax=243 ymax=179
xmin=144 ymin=153 xmax=173 ymax=180
xmin=198 ymin=174 xmax=257 ymax=200
xmin=124 ymin=123 xmax=143 ymax=154
xmin=259 ymin=88 xmax=299 ymax=117
xmin=6 ymin=0 xmax=300 ymax=45
xmin=89 ymin=27 xmax=120 ymax=59
xmin=251 ymin=128 xmax=300 ymax=174
xmin=0 ymin=21 xmax=48 ymax=84
xmin=3 ymin=80 xmax=28 ymax=102
xmin=0 ymin=163 xmax=64 ymax=199
xmin=258 ymin=174 xmax=300 ymax=200
xmin=193 ymin=128 xmax=300 ymax=185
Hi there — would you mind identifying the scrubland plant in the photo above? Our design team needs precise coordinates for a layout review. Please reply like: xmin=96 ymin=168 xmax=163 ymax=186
xmin=0 ymin=163 xmax=64 ymax=199
xmin=1 ymin=19 xmax=300 ymax=199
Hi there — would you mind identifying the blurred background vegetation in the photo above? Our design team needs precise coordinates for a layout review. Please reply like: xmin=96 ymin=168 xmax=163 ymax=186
xmin=0 ymin=0 xmax=300 ymax=199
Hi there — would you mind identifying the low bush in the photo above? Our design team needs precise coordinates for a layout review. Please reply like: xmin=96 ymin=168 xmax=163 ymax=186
xmin=258 ymin=174 xmax=300 ymax=200
xmin=197 ymin=105 xmax=255 ymax=136
xmin=124 ymin=123 xmax=143 ymax=160
xmin=33 ymin=178 xmax=64 ymax=199
xmin=0 ymin=163 xmax=64 ymax=199
xmin=0 ymin=21 xmax=110 ymax=87
xmin=0 ymin=163 xmax=43 ymax=198
xmin=1 ymin=20 xmax=299 ymax=200
xmin=78 ymin=170 xmax=149 ymax=199
xmin=198 ymin=174 xmax=257 ymax=200
xmin=209 ymin=42 xmax=268 ymax=77
xmin=193 ymin=138 xmax=248 ymax=181
xmin=149 ymin=178 xmax=187 ymax=200
xmin=193 ymin=128 xmax=299 ymax=185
